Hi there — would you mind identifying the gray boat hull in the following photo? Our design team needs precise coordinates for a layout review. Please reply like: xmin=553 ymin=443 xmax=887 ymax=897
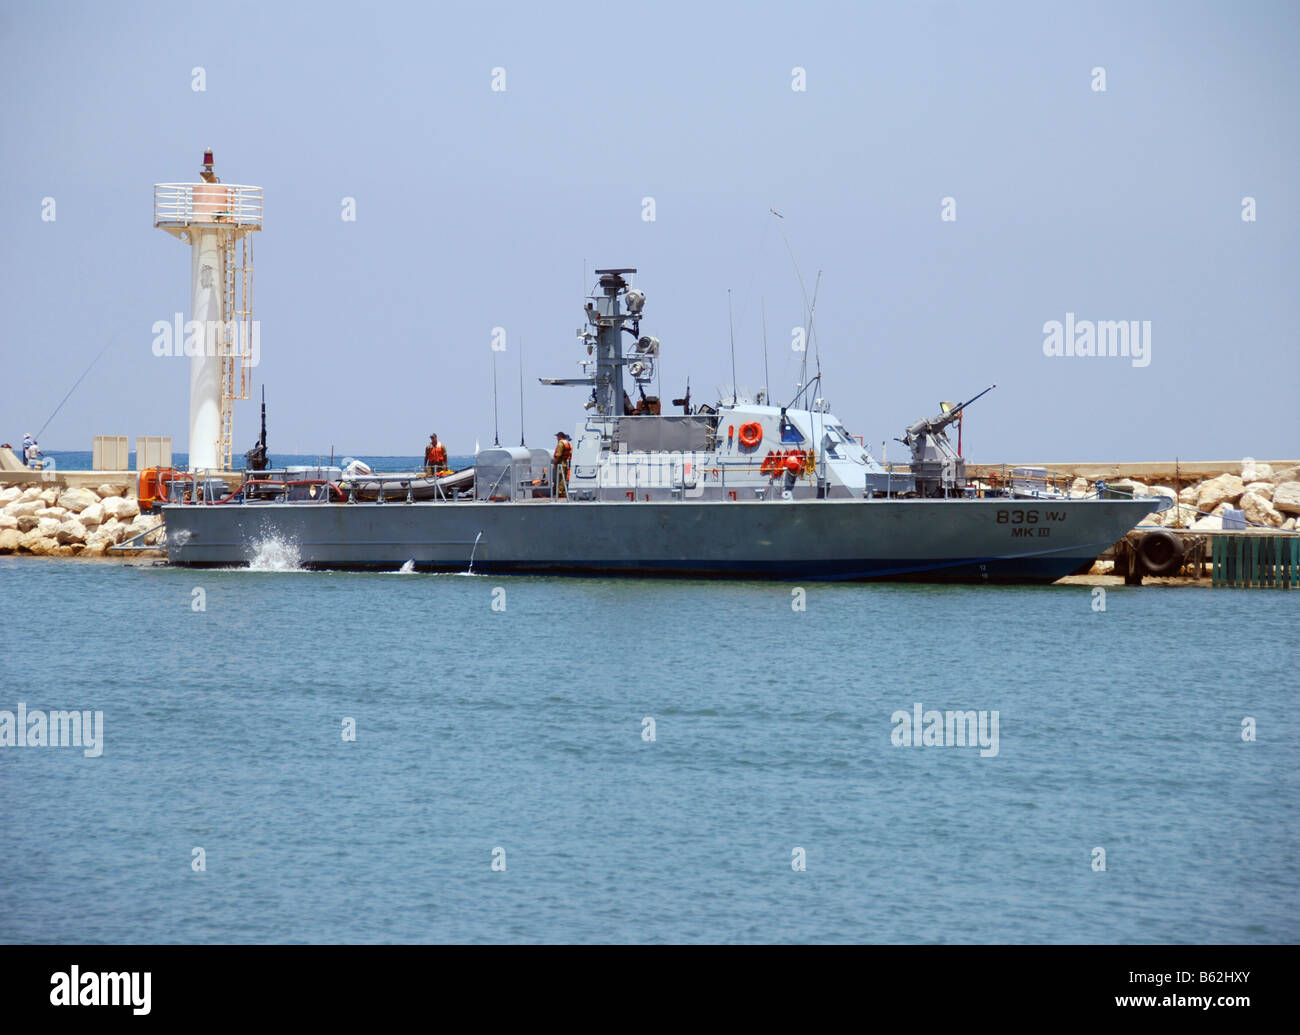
xmin=161 ymin=497 xmax=1157 ymax=582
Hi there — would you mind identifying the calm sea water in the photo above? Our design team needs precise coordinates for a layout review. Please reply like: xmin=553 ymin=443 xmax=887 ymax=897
xmin=0 ymin=555 xmax=1295 ymax=944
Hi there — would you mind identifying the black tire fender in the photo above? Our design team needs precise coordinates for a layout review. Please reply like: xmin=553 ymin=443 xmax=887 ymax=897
xmin=1136 ymin=528 xmax=1185 ymax=576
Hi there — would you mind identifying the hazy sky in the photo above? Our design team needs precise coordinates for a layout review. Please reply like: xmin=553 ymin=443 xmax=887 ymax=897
xmin=2 ymin=0 xmax=1296 ymax=462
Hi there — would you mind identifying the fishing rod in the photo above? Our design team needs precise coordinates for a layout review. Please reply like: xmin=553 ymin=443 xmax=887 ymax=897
xmin=34 ymin=342 xmax=112 ymax=441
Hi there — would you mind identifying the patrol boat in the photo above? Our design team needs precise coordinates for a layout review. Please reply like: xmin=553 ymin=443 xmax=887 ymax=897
xmin=160 ymin=267 xmax=1168 ymax=580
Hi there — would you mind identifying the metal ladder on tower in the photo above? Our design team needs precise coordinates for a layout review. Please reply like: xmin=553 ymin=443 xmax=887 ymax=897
xmin=218 ymin=230 xmax=255 ymax=471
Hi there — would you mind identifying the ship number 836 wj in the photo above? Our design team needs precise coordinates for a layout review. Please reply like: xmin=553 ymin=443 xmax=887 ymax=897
xmin=996 ymin=509 xmax=1068 ymax=537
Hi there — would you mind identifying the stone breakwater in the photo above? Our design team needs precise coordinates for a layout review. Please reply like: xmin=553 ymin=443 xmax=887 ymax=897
xmin=1096 ymin=460 xmax=1300 ymax=531
xmin=0 ymin=484 xmax=164 ymax=557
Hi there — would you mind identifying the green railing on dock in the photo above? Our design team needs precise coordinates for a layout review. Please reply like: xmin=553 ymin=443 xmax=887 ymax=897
xmin=1211 ymin=534 xmax=1300 ymax=588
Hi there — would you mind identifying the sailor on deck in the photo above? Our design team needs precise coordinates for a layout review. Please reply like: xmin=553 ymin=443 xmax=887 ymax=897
xmin=553 ymin=432 xmax=572 ymax=497
xmin=424 ymin=433 xmax=447 ymax=476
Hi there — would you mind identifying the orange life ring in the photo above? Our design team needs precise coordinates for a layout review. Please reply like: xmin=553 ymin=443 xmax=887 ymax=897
xmin=738 ymin=422 xmax=763 ymax=449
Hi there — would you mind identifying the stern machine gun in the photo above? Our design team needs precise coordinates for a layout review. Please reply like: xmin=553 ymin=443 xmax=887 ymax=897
xmin=244 ymin=386 xmax=269 ymax=471
xmin=899 ymin=383 xmax=996 ymax=497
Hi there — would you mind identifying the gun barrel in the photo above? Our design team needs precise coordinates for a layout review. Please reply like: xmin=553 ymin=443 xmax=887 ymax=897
xmin=950 ymin=383 xmax=996 ymax=418
xmin=904 ymin=383 xmax=997 ymax=441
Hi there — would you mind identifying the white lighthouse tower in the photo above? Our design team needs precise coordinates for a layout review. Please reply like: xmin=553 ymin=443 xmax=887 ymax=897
xmin=154 ymin=150 xmax=262 ymax=472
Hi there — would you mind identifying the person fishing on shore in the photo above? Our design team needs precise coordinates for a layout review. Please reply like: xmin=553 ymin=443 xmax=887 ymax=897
xmin=22 ymin=434 xmax=42 ymax=469
xmin=553 ymin=432 xmax=572 ymax=497
xmin=424 ymin=433 xmax=447 ymax=476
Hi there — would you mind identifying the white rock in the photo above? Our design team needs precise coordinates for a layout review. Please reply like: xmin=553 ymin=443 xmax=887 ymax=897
xmin=36 ymin=517 xmax=61 ymax=537
xmin=1070 ymin=477 xmax=1089 ymax=494
xmin=96 ymin=483 xmax=129 ymax=499
xmin=1282 ymin=517 xmax=1297 ymax=531
xmin=79 ymin=502 xmax=104 ymax=527
xmin=101 ymin=496 xmax=141 ymax=521
xmin=0 ymin=528 xmax=21 ymax=553
xmin=19 ymin=486 xmax=43 ymax=502
xmin=1241 ymin=460 xmax=1273 ymax=482
xmin=96 ymin=520 xmax=129 ymax=545
xmin=1272 ymin=481 xmax=1300 ymax=515
xmin=1197 ymin=473 xmax=1245 ymax=512
xmin=56 ymin=486 xmax=99 ymax=512
xmin=0 ymin=513 xmax=16 ymax=531
xmin=1110 ymin=478 xmax=1150 ymax=498
xmin=1191 ymin=514 xmax=1223 ymax=531
xmin=35 ymin=507 xmax=67 ymax=521
xmin=0 ymin=487 xmax=21 ymax=504
xmin=1245 ymin=481 xmax=1274 ymax=500
xmin=38 ymin=488 xmax=58 ymax=505
xmin=18 ymin=530 xmax=58 ymax=554
xmin=56 ymin=519 xmax=87 ymax=545
xmin=8 ymin=500 xmax=43 ymax=518
xmin=1240 ymin=490 xmax=1284 ymax=528
xmin=1178 ymin=484 xmax=1199 ymax=504
xmin=126 ymin=517 xmax=163 ymax=541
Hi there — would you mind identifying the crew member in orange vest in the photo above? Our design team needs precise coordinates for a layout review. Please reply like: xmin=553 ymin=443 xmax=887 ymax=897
xmin=424 ymin=433 xmax=447 ymax=476
xmin=553 ymin=431 xmax=573 ymax=497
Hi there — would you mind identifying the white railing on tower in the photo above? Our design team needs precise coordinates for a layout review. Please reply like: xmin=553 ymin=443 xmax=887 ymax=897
xmin=153 ymin=183 xmax=263 ymax=228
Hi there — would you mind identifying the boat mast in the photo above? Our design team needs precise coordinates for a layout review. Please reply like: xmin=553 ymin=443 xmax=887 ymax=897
xmin=540 ymin=268 xmax=642 ymax=418
xmin=592 ymin=269 xmax=638 ymax=416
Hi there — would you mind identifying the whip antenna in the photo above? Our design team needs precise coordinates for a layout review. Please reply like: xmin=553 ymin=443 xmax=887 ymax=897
xmin=491 ymin=346 xmax=500 ymax=447
xmin=728 ymin=289 xmax=737 ymax=404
